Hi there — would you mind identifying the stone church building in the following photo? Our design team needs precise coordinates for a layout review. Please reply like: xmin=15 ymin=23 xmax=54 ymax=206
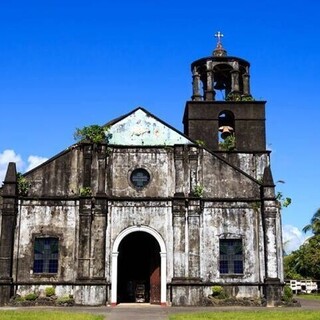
xmin=0 ymin=38 xmax=284 ymax=307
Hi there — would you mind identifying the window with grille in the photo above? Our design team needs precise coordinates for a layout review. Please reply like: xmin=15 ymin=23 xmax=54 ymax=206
xmin=33 ymin=237 xmax=59 ymax=274
xmin=219 ymin=239 xmax=243 ymax=274
xmin=130 ymin=168 xmax=150 ymax=189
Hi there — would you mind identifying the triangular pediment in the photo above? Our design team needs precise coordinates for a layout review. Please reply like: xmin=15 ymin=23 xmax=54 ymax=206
xmin=107 ymin=108 xmax=192 ymax=146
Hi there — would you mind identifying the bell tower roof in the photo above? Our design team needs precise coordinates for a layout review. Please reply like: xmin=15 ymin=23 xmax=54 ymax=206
xmin=191 ymin=32 xmax=251 ymax=102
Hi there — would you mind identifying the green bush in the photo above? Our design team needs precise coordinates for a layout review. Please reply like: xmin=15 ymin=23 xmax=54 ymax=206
xmin=17 ymin=172 xmax=30 ymax=196
xmin=14 ymin=296 xmax=25 ymax=302
xmin=56 ymin=295 xmax=75 ymax=305
xmin=45 ymin=287 xmax=55 ymax=297
xmin=282 ymin=285 xmax=293 ymax=302
xmin=212 ymin=286 xmax=223 ymax=296
xmin=24 ymin=293 xmax=37 ymax=301
xmin=74 ymin=125 xmax=110 ymax=144
xmin=219 ymin=135 xmax=236 ymax=151
xmin=211 ymin=286 xmax=228 ymax=299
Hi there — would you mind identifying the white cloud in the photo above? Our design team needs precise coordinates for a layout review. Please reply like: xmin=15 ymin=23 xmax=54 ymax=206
xmin=0 ymin=150 xmax=24 ymax=185
xmin=26 ymin=155 xmax=48 ymax=172
xmin=282 ymin=224 xmax=308 ymax=254
xmin=0 ymin=149 xmax=48 ymax=186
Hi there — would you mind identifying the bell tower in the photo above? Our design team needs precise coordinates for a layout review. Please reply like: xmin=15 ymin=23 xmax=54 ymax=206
xmin=183 ymin=32 xmax=266 ymax=151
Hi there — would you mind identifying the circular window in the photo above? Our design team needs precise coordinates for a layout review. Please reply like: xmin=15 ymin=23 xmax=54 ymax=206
xmin=130 ymin=168 xmax=150 ymax=189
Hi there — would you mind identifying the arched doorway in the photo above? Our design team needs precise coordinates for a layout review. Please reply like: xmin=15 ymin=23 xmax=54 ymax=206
xmin=118 ymin=232 xmax=160 ymax=303
xmin=111 ymin=226 xmax=167 ymax=306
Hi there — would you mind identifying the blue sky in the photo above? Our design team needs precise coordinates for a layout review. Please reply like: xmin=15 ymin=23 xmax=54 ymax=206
xmin=0 ymin=0 xmax=319 ymax=252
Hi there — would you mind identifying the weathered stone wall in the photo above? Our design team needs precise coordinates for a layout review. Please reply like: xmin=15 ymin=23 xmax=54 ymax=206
xmin=200 ymin=203 xmax=264 ymax=285
xmin=13 ymin=200 xmax=78 ymax=282
xmin=106 ymin=201 xmax=173 ymax=283
xmin=26 ymin=148 xmax=83 ymax=197
xmin=110 ymin=148 xmax=174 ymax=197
xmin=5 ymin=142 xmax=282 ymax=306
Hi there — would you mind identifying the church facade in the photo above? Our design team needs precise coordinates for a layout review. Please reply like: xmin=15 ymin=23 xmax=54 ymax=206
xmin=0 ymin=39 xmax=284 ymax=306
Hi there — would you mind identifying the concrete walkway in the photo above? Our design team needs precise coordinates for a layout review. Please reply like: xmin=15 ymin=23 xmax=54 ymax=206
xmin=108 ymin=303 xmax=168 ymax=320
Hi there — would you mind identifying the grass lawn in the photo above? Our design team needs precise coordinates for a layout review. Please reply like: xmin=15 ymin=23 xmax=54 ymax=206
xmin=0 ymin=310 xmax=104 ymax=320
xmin=169 ymin=311 xmax=320 ymax=320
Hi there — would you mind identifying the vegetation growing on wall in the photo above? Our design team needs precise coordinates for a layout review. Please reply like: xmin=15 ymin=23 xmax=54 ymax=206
xmin=79 ymin=187 xmax=92 ymax=197
xmin=276 ymin=192 xmax=292 ymax=208
xmin=219 ymin=135 xmax=236 ymax=151
xmin=17 ymin=172 xmax=30 ymax=196
xmin=193 ymin=184 xmax=204 ymax=197
xmin=74 ymin=125 xmax=110 ymax=144
xmin=226 ymin=92 xmax=255 ymax=102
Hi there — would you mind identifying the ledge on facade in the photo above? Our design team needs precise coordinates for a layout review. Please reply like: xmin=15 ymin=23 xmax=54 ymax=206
xmin=9 ymin=280 xmax=110 ymax=286
xmin=170 ymin=277 xmax=203 ymax=285
xmin=0 ymin=277 xmax=13 ymax=285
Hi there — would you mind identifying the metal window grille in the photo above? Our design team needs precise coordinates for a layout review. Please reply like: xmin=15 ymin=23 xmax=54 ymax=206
xmin=33 ymin=237 xmax=58 ymax=273
xmin=219 ymin=239 xmax=243 ymax=274
xmin=130 ymin=168 xmax=150 ymax=189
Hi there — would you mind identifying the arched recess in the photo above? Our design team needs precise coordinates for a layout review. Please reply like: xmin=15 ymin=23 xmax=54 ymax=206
xmin=218 ymin=110 xmax=235 ymax=142
xmin=111 ymin=225 xmax=167 ymax=306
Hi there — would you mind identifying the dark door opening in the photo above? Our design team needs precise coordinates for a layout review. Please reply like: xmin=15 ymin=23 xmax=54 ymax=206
xmin=117 ymin=232 xmax=161 ymax=304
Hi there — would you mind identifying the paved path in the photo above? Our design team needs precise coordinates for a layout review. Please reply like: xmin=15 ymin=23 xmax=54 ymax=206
xmin=2 ymin=298 xmax=320 ymax=320
xmin=106 ymin=299 xmax=320 ymax=320
xmin=107 ymin=304 xmax=168 ymax=320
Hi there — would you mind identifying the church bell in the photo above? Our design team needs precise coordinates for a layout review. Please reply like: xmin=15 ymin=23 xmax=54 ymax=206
xmin=219 ymin=125 xmax=234 ymax=139
xmin=214 ymin=80 xmax=225 ymax=90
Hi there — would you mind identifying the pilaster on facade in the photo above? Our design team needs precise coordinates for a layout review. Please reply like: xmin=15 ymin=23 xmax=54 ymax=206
xmin=0 ymin=163 xmax=18 ymax=305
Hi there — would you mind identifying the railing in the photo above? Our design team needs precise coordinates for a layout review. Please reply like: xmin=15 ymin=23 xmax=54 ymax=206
xmin=286 ymin=279 xmax=318 ymax=294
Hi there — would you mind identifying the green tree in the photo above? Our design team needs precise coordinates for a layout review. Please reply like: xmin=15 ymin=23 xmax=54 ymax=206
xmin=302 ymin=208 xmax=320 ymax=235
xmin=284 ymin=235 xmax=320 ymax=279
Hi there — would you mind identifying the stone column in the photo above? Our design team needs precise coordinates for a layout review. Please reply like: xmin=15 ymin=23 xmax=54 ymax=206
xmin=242 ymin=73 xmax=250 ymax=96
xmin=263 ymin=200 xmax=282 ymax=306
xmin=97 ymin=145 xmax=107 ymax=195
xmin=188 ymin=146 xmax=199 ymax=196
xmin=160 ymin=252 xmax=167 ymax=306
xmin=90 ymin=199 xmax=107 ymax=278
xmin=192 ymin=68 xmax=202 ymax=101
xmin=187 ymin=200 xmax=201 ymax=279
xmin=205 ymin=70 xmax=215 ymax=101
xmin=77 ymin=198 xmax=92 ymax=279
xmin=111 ymin=252 xmax=118 ymax=306
xmin=83 ymin=145 xmax=92 ymax=187
xmin=0 ymin=163 xmax=17 ymax=306
xmin=174 ymin=146 xmax=186 ymax=197
xmin=231 ymin=70 xmax=240 ymax=93
xmin=172 ymin=199 xmax=186 ymax=278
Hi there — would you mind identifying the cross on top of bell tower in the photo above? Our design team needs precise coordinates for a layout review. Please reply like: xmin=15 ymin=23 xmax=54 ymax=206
xmin=213 ymin=31 xmax=227 ymax=57
xmin=215 ymin=31 xmax=223 ymax=44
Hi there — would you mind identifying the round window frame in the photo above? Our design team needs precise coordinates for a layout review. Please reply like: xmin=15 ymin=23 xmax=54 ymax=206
xmin=129 ymin=168 xmax=151 ymax=190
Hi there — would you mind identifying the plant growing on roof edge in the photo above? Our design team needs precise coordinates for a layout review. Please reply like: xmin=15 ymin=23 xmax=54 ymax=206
xmin=195 ymin=140 xmax=205 ymax=147
xmin=226 ymin=92 xmax=255 ymax=102
xmin=74 ymin=124 xmax=110 ymax=144
xmin=17 ymin=172 xmax=30 ymax=196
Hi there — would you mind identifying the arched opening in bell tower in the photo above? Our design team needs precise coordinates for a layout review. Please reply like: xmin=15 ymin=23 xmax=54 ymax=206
xmin=218 ymin=110 xmax=235 ymax=143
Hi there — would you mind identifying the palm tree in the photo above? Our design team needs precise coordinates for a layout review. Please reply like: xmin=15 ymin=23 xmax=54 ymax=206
xmin=302 ymin=208 xmax=320 ymax=235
